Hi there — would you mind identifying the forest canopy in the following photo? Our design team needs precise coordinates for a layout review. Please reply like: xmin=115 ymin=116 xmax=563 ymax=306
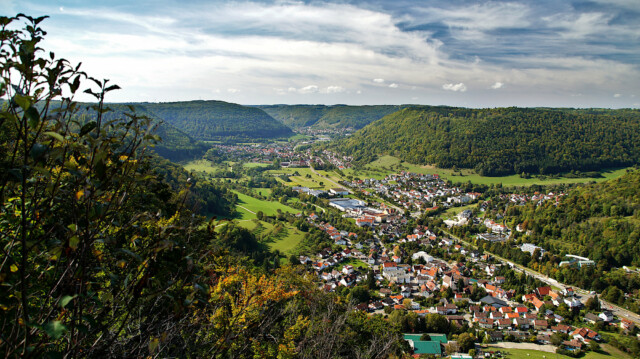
xmin=336 ymin=106 xmax=640 ymax=176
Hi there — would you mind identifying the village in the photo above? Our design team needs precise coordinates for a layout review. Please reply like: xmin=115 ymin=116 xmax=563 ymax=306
xmin=289 ymin=172 xmax=635 ymax=358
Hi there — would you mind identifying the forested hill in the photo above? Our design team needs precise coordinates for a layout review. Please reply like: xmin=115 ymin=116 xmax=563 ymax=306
xmin=258 ymin=104 xmax=407 ymax=129
xmin=336 ymin=106 xmax=640 ymax=176
xmin=134 ymin=100 xmax=294 ymax=140
xmin=504 ymin=168 xmax=640 ymax=273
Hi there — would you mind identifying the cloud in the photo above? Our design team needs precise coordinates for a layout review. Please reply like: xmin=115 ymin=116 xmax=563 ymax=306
xmin=325 ymin=86 xmax=345 ymax=93
xmin=442 ymin=83 xmax=467 ymax=92
xmin=227 ymin=88 xmax=240 ymax=93
xmin=389 ymin=83 xmax=399 ymax=88
xmin=614 ymin=93 xmax=622 ymax=98
xmin=373 ymin=78 xmax=385 ymax=83
xmin=491 ymin=82 xmax=504 ymax=89
xmin=297 ymin=85 xmax=319 ymax=94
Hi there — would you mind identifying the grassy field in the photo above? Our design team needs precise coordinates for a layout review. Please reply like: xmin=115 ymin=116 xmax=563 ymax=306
xmin=232 ymin=191 xmax=299 ymax=218
xmin=337 ymin=257 xmax=369 ymax=271
xmin=485 ymin=346 xmax=630 ymax=359
xmin=183 ymin=159 xmax=229 ymax=174
xmin=440 ymin=203 xmax=478 ymax=219
xmin=268 ymin=167 xmax=335 ymax=190
xmin=344 ymin=155 xmax=629 ymax=187
xmin=243 ymin=162 xmax=271 ymax=168
xmin=254 ymin=188 xmax=272 ymax=197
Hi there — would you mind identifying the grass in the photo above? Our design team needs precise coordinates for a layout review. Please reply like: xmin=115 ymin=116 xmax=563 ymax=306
xmin=243 ymin=162 xmax=271 ymax=168
xmin=232 ymin=191 xmax=299 ymax=219
xmin=336 ymin=257 xmax=369 ymax=271
xmin=344 ymin=155 xmax=630 ymax=187
xmin=439 ymin=203 xmax=478 ymax=219
xmin=485 ymin=346 xmax=629 ymax=359
xmin=183 ymin=159 xmax=229 ymax=174
xmin=254 ymin=188 xmax=272 ymax=197
xmin=268 ymin=167 xmax=335 ymax=190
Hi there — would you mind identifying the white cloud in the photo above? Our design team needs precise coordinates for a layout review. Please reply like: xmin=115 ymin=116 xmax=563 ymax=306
xmin=373 ymin=78 xmax=385 ymax=83
xmin=491 ymin=82 xmax=504 ymax=89
xmin=285 ymin=85 xmax=320 ymax=94
xmin=543 ymin=12 xmax=613 ymax=39
xmin=389 ymin=83 xmax=399 ymax=88
xmin=443 ymin=83 xmax=467 ymax=92
xmin=227 ymin=88 xmax=240 ymax=93
xmin=614 ymin=93 xmax=622 ymax=98
xmin=325 ymin=86 xmax=346 ymax=93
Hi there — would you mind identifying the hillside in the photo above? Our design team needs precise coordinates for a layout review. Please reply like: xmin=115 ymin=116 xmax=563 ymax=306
xmin=506 ymin=169 xmax=640 ymax=270
xmin=137 ymin=100 xmax=294 ymax=140
xmin=258 ymin=104 xmax=407 ymax=129
xmin=336 ymin=106 xmax=640 ymax=176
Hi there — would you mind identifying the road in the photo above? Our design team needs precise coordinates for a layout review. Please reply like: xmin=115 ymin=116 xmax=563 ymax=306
xmin=446 ymin=229 xmax=640 ymax=326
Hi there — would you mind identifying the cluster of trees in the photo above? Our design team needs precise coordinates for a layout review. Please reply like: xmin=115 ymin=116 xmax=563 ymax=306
xmin=259 ymin=104 xmax=407 ymax=129
xmin=0 ymin=15 xmax=406 ymax=358
xmin=337 ymin=106 xmax=640 ymax=176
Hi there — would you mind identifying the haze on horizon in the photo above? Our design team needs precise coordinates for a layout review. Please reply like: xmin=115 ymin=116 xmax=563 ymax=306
xmin=3 ymin=0 xmax=640 ymax=108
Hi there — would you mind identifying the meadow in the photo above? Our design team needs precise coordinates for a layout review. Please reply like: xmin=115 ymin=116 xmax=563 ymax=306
xmin=342 ymin=156 xmax=629 ymax=187
xmin=484 ymin=346 xmax=630 ymax=359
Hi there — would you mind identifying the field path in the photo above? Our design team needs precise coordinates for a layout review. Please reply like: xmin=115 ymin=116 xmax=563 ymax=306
xmin=237 ymin=205 xmax=256 ymax=214
xmin=487 ymin=343 xmax=556 ymax=353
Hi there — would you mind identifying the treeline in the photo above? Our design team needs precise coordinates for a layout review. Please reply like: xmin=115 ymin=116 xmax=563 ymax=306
xmin=259 ymin=104 xmax=407 ymax=129
xmin=336 ymin=106 xmax=640 ymax=176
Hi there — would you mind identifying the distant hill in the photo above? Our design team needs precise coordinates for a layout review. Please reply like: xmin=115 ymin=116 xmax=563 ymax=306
xmin=258 ymin=104 xmax=407 ymax=129
xmin=135 ymin=101 xmax=293 ymax=140
xmin=336 ymin=106 xmax=640 ymax=176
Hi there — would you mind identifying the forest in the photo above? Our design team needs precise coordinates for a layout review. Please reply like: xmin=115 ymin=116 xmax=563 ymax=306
xmin=259 ymin=104 xmax=407 ymax=129
xmin=0 ymin=15 xmax=405 ymax=358
xmin=336 ymin=106 xmax=640 ymax=176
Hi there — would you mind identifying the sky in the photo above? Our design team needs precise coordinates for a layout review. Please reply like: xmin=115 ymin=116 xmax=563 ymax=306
xmin=3 ymin=0 xmax=640 ymax=108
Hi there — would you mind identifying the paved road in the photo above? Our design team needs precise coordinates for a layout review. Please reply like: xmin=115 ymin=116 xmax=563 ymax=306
xmin=309 ymin=166 xmax=342 ymax=188
xmin=446 ymin=230 xmax=640 ymax=326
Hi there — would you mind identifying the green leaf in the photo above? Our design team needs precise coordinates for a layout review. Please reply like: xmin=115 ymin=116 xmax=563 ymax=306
xmin=44 ymin=131 xmax=64 ymax=142
xmin=79 ymin=121 xmax=97 ymax=136
xmin=25 ymin=106 xmax=41 ymax=128
xmin=13 ymin=94 xmax=31 ymax=110
xmin=69 ymin=235 xmax=79 ymax=250
xmin=59 ymin=295 xmax=75 ymax=308
xmin=29 ymin=143 xmax=48 ymax=160
xmin=44 ymin=321 xmax=67 ymax=339
xmin=67 ymin=224 xmax=77 ymax=232
xmin=148 ymin=337 xmax=160 ymax=354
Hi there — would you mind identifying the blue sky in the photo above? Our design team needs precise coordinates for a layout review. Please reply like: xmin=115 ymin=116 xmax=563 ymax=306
xmin=3 ymin=0 xmax=639 ymax=107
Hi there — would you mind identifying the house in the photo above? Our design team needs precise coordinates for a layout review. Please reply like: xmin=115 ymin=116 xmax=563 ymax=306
xmin=480 ymin=295 xmax=507 ymax=308
xmin=621 ymin=318 xmax=635 ymax=332
xmin=599 ymin=311 xmax=614 ymax=322
xmin=563 ymin=340 xmax=584 ymax=351
xmin=533 ymin=320 xmax=548 ymax=330
xmin=584 ymin=313 xmax=601 ymax=324
xmin=513 ymin=318 xmax=530 ymax=329
xmin=571 ymin=327 xmax=601 ymax=342
xmin=536 ymin=286 xmax=553 ymax=298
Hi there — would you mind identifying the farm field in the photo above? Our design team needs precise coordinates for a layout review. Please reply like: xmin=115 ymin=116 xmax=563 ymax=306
xmin=343 ymin=156 xmax=629 ymax=187
xmin=268 ymin=167 xmax=335 ymax=190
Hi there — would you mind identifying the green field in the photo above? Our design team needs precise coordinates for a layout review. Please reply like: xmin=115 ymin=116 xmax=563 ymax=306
xmin=243 ymin=162 xmax=271 ymax=168
xmin=485 ymin=346 xmax=630 ymax=359
xmin=268 ymin=167 xmax=335 ymax=190
xmin=233 ymin=191 xmax=299 ymax=218
xmin=254 ymin=188 xmax=272 ymax=197
xmin=336 ymin=257 xmax=369 ymax=271
xmin=345 ymin=156 xmax=629 ymax=187
xmin=440 ymin=203 xmax=478 ymax=219
xmin=183 ymin=159 xmax=229 ymax=174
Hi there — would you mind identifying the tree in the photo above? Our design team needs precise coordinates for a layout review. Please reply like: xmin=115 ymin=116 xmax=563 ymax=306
xmin=420 ymin=333 xmax=431 ymax=341
xmin=457 ymin=333 xmax=476 ymax=353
